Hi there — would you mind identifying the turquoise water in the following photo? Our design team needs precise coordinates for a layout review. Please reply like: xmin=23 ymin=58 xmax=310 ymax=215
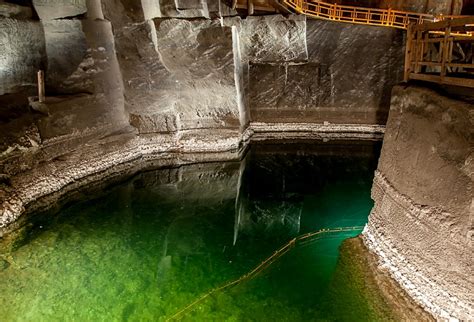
xmin=0 ymin=141 xmax=382 ymax=321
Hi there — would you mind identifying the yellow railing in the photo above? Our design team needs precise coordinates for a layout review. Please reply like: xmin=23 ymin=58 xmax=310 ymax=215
xmin=283 ymin=0 xmax=436 ymax=29
xmin=283 ymin=0 xmax=474 ymax=88
xmin=404 ymin=16 xmax=474 ymax=88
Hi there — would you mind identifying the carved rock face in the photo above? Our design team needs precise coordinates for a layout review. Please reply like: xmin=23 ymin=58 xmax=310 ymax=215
xmin=32 ymin=0 xmax=87 ymax=20
xmin=43 ymin=20 xmax=88 ymax=90
xmin=0 ymin=19 xmax=45 ymax=95
xmin=116 ymin=19 xmax=242 ymax=133
xmin=240 ymin=15 xmax=307 ymax=63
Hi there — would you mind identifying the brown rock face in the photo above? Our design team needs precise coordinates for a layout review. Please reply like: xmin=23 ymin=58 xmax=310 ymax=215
xmin=363 ymin=85 xmax=473 ymax=320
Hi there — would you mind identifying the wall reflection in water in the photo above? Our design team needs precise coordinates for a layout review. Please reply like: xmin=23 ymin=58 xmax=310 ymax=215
xmin=0 ymin=140 xmax=382 ymax=321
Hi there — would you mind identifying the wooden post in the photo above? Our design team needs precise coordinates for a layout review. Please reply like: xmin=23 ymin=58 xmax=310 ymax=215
xmin=404 ymin=24 xmax=414 ymax=82
xmin=247 ymin=0 xmax=254 ymax=15
xmin=414 ymin=29 xmax=423 ymax=74
xmin=37 ymin=70 xmax=45 ymax=103
xmin=441 ymin=24 xmax=452 ymax=77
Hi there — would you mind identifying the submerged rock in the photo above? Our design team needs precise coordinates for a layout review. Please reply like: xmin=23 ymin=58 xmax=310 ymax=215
xmin=328 ymin=236 xmax=434 ymax=321
xmin=0 ymin=258 xmax=10 ymax=271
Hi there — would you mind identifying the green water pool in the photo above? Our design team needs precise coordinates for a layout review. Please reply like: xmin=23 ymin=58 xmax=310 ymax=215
xmin=0 ymin=141 xmax=385 ymax=321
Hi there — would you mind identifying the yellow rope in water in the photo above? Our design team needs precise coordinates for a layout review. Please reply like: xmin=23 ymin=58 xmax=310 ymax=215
xmin=166 ymin=225 xmax=364 ymax=321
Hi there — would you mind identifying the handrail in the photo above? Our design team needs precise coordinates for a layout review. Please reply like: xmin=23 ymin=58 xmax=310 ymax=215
xmin=404 ymin=17 xmax=474 ymax=88
xmin=166 ymin=226 xmax=364 ymax=321
xmin=283 ymin=0 xmax=436 ymax=29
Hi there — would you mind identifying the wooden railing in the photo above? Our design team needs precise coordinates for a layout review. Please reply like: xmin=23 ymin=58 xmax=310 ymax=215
xmin=283 ymin=0 xmax=474 ymax=88
xmin=283 ymin=0 xmax=435 ymax=29
xmin=404 ymin=17 xmax=474 ymax=88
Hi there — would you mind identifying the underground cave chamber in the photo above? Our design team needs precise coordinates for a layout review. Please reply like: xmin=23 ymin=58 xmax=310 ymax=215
xmin=0 ymin=0 xmax=473 ymax=320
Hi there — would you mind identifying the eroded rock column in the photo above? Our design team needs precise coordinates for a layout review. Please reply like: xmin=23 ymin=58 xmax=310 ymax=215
xmin=363 ymin=85 xmax=473 ymax=320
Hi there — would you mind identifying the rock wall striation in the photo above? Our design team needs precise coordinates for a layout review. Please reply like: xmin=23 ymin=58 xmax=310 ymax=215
xmin=363 ymin=85 xmax=473 ymax=320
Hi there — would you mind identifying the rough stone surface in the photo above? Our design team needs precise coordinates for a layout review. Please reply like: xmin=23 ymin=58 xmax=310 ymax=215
xmin=101 ymin=0 xmax=145 ymax=28
xmin=251 ymin=122 xmax=385 ymax=141
xmin=115 ymin=18 xmax=242 ymax=133
xmin=248 ymin=19 xmax=404 ymax=124
xmin=240 ymin=15 xmax=307 ymax=63
xmin=363 ymin=85 xmax=473 ymax=320
xmin=141 ymin=0 xmax=237 ymax=20
xmin=207 ymin=0 xmax=238 ymax=18
xmin=157 ymin=0 xmax=209 ymax=18
xmin=0 ymin=19 xmax=45 ymax=95
xmin=43 ymin=20 xmax=88 ymax=90
xmin=0 ymin=2 xmax=33 ymax=19
xmin=336 ymin=236 xmax=434 ymax=321
xmin=32 ymin=18 xmax=128 ymax=143
xmin=32 ymin=0 xmax=87 ymax=20
xmin=0 ymin=127 xmax=249 ymax=236
xmin=0 ymin=3 xmax=128 ymax=165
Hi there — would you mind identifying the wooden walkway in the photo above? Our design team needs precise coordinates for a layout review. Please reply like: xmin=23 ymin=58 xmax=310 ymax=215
xmin=283 ymin=0 xmax=474 ymax=88
xmin=405 ymin=17 xmax=474 ymax=88
xmin=283 ymin=0 xmax=435 ymax=29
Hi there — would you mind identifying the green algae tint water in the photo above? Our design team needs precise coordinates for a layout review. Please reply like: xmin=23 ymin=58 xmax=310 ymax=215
xmin=0 ymin=141 xmax=383 ymax=321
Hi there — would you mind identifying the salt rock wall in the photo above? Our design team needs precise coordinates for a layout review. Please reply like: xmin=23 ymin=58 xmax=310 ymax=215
xmin=117 ymin=19 xmax=243 ymax=133
xmin=32 ymin=0 xmax=87 ymax=20
xmin=0 ymin=0 xmax=132 ymax=183
xmin=114 ymin=11 xmax=404 ymax=134
xmin=0 ymin=18 xmax=45 ymax=95
xmin=0 ymin=2 xmax=33 ymax=19
xmin=363 ymin=85 xmax=473 ymax=320
xmin=248 ymin=18 xmax=404 ymax=125
xmin=144 ymin=0 xmax=237 ymax=19
xmin=42 ymin=20 xmax=88 ymax=91
xmin=106 ymin=0 xmax=246 ymax=134
xmin=36 ymin=2 xmax=128 ymax=145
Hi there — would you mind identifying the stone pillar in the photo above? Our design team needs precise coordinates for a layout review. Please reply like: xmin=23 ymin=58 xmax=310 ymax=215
xmin=363 ymin=85 xmax=473 ymax=320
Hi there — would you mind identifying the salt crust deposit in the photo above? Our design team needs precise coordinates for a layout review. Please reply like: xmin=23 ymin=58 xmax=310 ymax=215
xmin=363 ymin=172 xmax=473 ymax=321
xmin=0 ymin=123 xmax=384 ymax=235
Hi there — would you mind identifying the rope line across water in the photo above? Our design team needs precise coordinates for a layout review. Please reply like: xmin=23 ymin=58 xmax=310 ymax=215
xmin=166 ymin=225 xmax=364 ymax=321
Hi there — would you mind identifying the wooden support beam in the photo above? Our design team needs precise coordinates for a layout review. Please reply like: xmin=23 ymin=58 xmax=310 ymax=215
xmin=416 ymin=61 xmax=474 ymax=68
xmin=247 ymin=0 xmax=254 ymax=15
xmin=413 ymin=16 xmax=474 ymax=32
xmin=37 ymin=70 xmax=45 ymax=103
xmin=414 ymin=30 xmax=423 ymax=73
xmin=441 ymin=26 xmax=452 ymax=77
xmin=404 ymin=24 xmax=414 ymax=82
xmin=409 ymin=72 xmax=474 ymax=88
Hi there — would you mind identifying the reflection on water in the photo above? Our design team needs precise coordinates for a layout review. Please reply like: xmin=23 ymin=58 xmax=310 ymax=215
xmin=0 ymin=141 xmax=383 ymax=321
